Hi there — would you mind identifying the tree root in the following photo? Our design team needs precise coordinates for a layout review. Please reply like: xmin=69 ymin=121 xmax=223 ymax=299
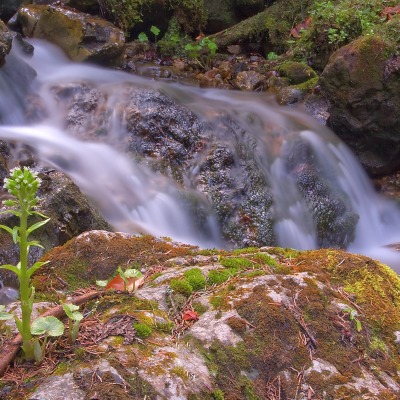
xmin=0 ymin=290 xmax=102 ymax=377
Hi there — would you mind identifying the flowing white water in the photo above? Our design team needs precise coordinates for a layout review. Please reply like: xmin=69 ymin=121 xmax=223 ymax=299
xmin=1 ymin=39 xmax=400 ymax=270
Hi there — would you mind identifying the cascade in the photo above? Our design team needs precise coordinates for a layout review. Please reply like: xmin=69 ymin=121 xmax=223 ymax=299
xmin=1 ymin=39 xmax=400 ymax=271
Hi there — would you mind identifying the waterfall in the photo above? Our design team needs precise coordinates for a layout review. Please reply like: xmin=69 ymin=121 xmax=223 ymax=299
xmin=1 ymin=39 xmax=400 ymax=271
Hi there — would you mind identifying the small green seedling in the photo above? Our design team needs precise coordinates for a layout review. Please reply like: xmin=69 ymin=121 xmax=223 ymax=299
xmin=31 ymin=316 xmax=64 ymax=362
xmin=0 ymin=167 xmax=50 ymax=361
xmin=0 ymin=305 xmax=13 ymax=321
xmin=62 ymin=303 xmax=84 ymax=344
xmin=138 ymin=32 xmax=149 ymax=43
xmin=184 ymin=36 xmax=218 ymax=69
xmin=343 ymin=306 xmax=362 ymax=332
xmin=267 ymin=51 xmax=279 ymax=61
xmin=96 ymin=266 xmax=143 ymax=292
xmin=150 ymin=25 xmax=160 ymax=46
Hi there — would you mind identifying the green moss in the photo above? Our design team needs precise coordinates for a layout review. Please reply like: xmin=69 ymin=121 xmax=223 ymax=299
xmin=170 ymin=0 xmax=207 ymax=33
xmin=207 ymin=269 xmax=232 ymax=285
xmin=243 ymin=270 xmax=265 ymax=278
xmin=253 ymin=252 xmax=278 ymax=267
xmin=277 ymin=62 xmax=317 ymax=84
xmin=169 ymin=278 xmax=193 ymax=296
xmin=133 ymin=322 xmax=153 ymax=338
xmin=99 ymin=0 xmax=148 ymax=32
xmin=220 ymin=256 xmax=253 ymax=270
xmin=291 ymin=76 xmax=319 ymax=92
xmin=170 ymin=365 xmax=189 ymax=381
xmin=212 ymin=389 xmax=225 ymax=400
xmin=184 ymin=268 xmax=207 ymax=291
xmin=154 ymin=320 xmax=174 ymax=333
xmin=192 ymin=301 xmax=209 ymax=314
xmin=370 ymin=335 xmax=387 ymax=352
xmin=232 ymin=247 xmax=260 ymax=255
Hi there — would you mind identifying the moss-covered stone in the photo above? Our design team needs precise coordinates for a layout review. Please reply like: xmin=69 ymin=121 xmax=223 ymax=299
xmin=17 ymin=5 xmax=125 ymax=64
xmin=277 ymin=62 xmax=317 ymax=85
xmin=5 ymin=237 xmax=400 ymax=399
xmin=320 ymin=23 xmax=400 ymax=175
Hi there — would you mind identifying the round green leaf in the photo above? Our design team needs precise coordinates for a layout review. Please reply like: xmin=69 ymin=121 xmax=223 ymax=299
xmin=31 ymin=316 xmax=65 ymax=337
xmin=124 ymin=269 xmax=143 ymax=279
xmin=0 ymin=305 xmax=13 ymax=321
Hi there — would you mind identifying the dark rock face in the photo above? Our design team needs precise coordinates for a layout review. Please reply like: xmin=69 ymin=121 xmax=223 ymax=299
xmin=0 ymin=21 xmax=12 ymax=67
xmin=285 ymin=139 xmax=359 ymax=248
xmin=44 ymin=81 xmax=358 ymax=249
xmin=320 ymin=30 xmax=400 ymax=176
xmin=16 ymin=5 xmax=125 ymax=64
xmin=203 ymin=0 xmax=240 ymax=33
xmin=0 ymin=0 xmax=23 ymax=23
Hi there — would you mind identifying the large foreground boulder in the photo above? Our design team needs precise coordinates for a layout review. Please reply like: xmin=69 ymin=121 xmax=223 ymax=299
xmin=2 ymin=231 xmax=400 ymax=399
xmin=16 ymin=4 xmax=125 ymax=64
xmin=320 ymin=19 xmax=400 ymax=175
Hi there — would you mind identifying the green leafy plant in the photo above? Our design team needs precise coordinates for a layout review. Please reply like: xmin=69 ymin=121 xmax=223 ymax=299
xmin=62 ymin=303 xmax=84 ymax=344
xmin=31 ymin=316 xmax=64 ymax=362
xmin=267 ymin=51 xmax=279 ymax=61
xmin=117 ymin=267 xmax=142 ymax=291
xmin=184 ymin=36 xmax=218 ymax=69
xmin=343 ymin=306 xmax=362 ymax=332
xmin=138 ymin=32 xmax=149 ymax=43
xmin=0 ymin=305 xmax=13 ymax=321
xmin=308 ymin=0 xmax=387 ymax=46
xmin=150 ymin=25 xmax=160 ymax=46
xmin=0 ymin=167 xmax=50 ymax=361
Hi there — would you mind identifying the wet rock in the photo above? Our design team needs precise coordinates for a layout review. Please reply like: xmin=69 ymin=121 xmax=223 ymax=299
xmin=11 ymin=240 xmax=400 ymax=399
xmin=0 ymin=20 xmax=12 ymax=67
xmin=17 ymin=4 xmax=125 ymax=64
xmin=284 ymin=138 xmax=359 ymax=248
xmin=43 ymin=82 xmax=358 ymax=249
xmin=276 ymin=86 xmax=304 ymax=105
xmin=29 ymin=373 xmax=85 ymax=400
xmin=320 ymin=21 xmax=400 ymax=175
xmin=277 ymin=61 xmax=317 ymax=85
xmin=233 ymin=70 xmax=266 ymax=91
xmin=65 ymin=0 xmax=99 ymax=14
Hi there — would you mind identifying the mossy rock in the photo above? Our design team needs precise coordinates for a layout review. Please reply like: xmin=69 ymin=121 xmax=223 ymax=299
xmin=17 ymin=4 xmax=125 ymax=64
xmin=277 ymin=62 xmax=317 ymax=85
xmin=5 ymin=240 xmax=400 ymax=398
xmin=320 ymin=24 xmax=400 ymax=175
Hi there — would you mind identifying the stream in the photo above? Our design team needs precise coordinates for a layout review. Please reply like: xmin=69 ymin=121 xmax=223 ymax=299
xmin=1 ymin=39 xmax=400 ymax=272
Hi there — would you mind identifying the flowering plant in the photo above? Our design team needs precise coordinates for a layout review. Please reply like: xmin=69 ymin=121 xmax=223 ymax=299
xmin=0 ymin=167 xmax=50 ymax=360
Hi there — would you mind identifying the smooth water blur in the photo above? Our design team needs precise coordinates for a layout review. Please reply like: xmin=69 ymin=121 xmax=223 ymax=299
xmin=1 ymin=39 xmax=400 ymax=270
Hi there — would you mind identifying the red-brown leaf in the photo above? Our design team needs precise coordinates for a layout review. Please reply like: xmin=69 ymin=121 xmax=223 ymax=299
xmin=182 ymin=310 xmax=199 ymax=321
xmin=290 ymin=17 xmax=312 ymax=39
xmin=106 ymin=276 xmax=135 ymax=292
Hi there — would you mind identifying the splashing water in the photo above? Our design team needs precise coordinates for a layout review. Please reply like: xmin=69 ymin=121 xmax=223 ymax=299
xmin=1 ymin=39 xmax=400 ymax=270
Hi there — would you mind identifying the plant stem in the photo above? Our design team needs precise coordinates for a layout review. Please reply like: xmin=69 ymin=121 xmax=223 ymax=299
xmin=19 ymin=206 xmax=34 ymax=360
